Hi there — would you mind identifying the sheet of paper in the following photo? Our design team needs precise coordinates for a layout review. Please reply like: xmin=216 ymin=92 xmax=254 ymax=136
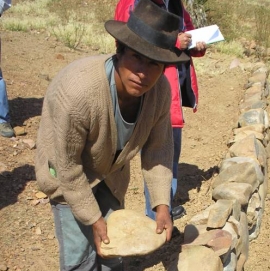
xmin=186 ymin=24 xmax=225 ymax=49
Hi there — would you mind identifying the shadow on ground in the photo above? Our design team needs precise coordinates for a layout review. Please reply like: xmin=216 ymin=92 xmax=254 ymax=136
xmin=0 ymin=164 xmax=36 ymax=210
xmin=9 ymin=97 xmax=43 ymax=127
xmin=173 ymin=162 xmax=219 ymax=206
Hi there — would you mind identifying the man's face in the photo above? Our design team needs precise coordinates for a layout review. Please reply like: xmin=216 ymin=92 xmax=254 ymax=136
xmin=115 ymin=48 xmax=165 ymax=98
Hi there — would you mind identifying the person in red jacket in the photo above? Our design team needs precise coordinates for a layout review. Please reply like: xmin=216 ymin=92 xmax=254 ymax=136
xmin=115 ymin=0 xmax=207 ymax=220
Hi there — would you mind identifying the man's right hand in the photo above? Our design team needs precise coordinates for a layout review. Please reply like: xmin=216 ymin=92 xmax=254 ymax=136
xmin=155 ymin=204 xmax=173 ymax=242
xmin=92 ymin=216 xmax=110 ymax=257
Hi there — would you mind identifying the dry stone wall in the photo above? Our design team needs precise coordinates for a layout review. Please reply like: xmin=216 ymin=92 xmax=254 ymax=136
xmin=168 ymin=62 xmax=270 ymax=271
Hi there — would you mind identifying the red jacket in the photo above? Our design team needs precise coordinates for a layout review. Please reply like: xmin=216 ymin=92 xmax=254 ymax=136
xmin=114 ymin=0 xmax=205 ymax=127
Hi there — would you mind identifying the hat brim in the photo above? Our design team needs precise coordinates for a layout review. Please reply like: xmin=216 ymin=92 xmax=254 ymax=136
xmin=105 ymin=20 xmax=189 ymax=64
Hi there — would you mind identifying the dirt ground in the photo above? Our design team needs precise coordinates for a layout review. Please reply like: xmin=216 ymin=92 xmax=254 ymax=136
xmin=0 ymin=30 xmax=269 ymax=271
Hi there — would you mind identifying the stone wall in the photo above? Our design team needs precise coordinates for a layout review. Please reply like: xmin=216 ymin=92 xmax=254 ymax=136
xmin=169 ymin=62 xmax=270 ymax=271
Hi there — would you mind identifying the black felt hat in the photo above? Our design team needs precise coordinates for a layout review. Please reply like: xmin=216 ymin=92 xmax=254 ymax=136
xmin=105 ymin=0 xmax=189 ymax=64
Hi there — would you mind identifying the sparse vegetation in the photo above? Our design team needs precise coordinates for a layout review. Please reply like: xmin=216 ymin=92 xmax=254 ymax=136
xmin=0 ymin=0 xmax=118 ymax=52
xmin=214 ymin=40 xmax=244 ymax=58
xmin=200 ymin=0 xmax=270 ymax=59
xmin=0 ymin=0 xmax=269 ymax=59
xmin=254 ymin=4 xmax=270 ymax=49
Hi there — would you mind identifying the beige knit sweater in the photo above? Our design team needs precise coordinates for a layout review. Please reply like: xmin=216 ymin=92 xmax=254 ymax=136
xmin=35 ymin=54 xmax=173 ymax=225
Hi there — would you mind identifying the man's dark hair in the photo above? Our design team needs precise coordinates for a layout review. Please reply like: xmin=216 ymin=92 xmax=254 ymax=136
xmin=116 ymin=41 xmax=126 ymax=54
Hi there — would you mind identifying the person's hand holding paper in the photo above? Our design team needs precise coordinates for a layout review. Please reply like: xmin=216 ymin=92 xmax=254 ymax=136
xmin=186 ymin=24 xmax=225 ymax=49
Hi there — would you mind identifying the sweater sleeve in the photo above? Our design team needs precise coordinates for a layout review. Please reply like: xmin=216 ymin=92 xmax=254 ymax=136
xmin=49 ymin=72 xmax=102 ymax=226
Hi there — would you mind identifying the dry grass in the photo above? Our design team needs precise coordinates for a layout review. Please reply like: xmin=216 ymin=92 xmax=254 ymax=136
xmin=1 ymin=0 xmax=118 ymax=52
xmin=1 ymin=0 xmax=269 ymax=57
xmin=204 ymin=0 xmax=270 ymax=51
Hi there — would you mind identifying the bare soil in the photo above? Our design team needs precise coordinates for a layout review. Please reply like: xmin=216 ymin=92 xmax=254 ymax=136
xmin=0 ymin=30 xmax=269 ymax=271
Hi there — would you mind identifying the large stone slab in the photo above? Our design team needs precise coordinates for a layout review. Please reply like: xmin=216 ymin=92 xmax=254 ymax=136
xmin=228 ymin=135 xmax=258 ymax=161
xmin=238 ymin=108 xmax=265 ymax=127
xmin=233 ymin=123 xmax=265 ymax=135
xmin=212 ymin=162 xmax=261 ymax=193
xmin=212 ymin=182 xmax=253 ymax=206
xmin=220 ymin=157 xmax=263 ymax=184
xmin=168 ymin=245 xmax=223 ymax=271
xmin=184 ymin=229 xmax=232 ymax=257
xmin=100 ymin=209 xmax=166 ymax=257
xmin=207 ymin=199 xmax=233 ymax=228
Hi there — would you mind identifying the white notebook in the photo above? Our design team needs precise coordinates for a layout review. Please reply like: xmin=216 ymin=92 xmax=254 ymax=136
xmin=186 ymin=24 xmax=225 ymax=49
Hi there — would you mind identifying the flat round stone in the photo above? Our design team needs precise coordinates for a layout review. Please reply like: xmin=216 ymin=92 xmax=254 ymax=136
xmin=100 ymin=209 xmax=166 ymax=257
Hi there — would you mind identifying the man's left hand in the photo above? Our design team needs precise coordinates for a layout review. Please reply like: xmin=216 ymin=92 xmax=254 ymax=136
xmin=155 ymin=204 xmax=173 ymax=241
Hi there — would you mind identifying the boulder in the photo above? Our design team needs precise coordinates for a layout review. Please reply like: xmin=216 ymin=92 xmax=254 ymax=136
xmin=100 ymin=209 xmax=166 ymax=257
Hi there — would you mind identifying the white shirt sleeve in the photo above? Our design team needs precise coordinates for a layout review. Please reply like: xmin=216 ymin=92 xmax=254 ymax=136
xmin=0 ymin=0 xmax=12 ymax=16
